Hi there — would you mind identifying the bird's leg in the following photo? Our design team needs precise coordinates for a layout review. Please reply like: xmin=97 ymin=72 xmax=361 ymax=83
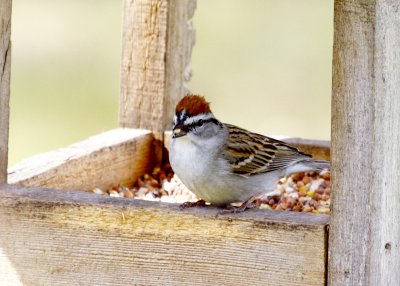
xmin=179 ymin=199 xmax=207 ymax=210
xmin=221 ymin=196 xmax=260 ymax=214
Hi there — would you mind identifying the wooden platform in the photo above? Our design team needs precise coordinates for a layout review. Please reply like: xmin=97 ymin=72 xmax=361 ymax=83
xmin=0 ymin=128 xmax=330 ymax=285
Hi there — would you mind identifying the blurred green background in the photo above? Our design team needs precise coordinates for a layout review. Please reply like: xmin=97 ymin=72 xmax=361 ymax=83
xmin=8 ymin=0 xmax=333 ymax=167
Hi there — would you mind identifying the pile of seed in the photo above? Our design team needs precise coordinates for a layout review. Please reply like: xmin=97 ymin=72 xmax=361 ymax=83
xmin=257 ymin=171 xmax=331 ymax=214
xmin=90 ymin=164 xmax=331 ymax=214
xmin=91 ymin=164 xmax=197 ymax=204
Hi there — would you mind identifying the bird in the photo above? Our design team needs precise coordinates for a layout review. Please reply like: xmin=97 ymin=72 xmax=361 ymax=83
xmin=169 ymin=94 xmax=330 ymax=212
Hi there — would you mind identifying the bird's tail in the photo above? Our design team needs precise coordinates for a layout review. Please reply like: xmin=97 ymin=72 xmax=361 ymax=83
xmin=306 ymin=160 xmax=331 ymax=171
xmin=285 ymin=159 xmax=330 ymax=176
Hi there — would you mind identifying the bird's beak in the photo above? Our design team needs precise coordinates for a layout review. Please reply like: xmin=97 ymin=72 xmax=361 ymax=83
xmin=172 ymin=124 xmax=188 ymax=138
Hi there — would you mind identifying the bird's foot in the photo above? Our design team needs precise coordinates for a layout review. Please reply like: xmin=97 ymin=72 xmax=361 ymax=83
xmin=220 ymin=197 xmax=260 ymax=214
xmin=179 ymin=199 xmax=207 ymax=210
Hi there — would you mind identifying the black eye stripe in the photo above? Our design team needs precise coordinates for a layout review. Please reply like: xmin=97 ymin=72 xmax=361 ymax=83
xmin=188 ymin=118 xmax=221 ymax=129
xmin=174 ymin=111 xmax=222 ymax=131
xmin=209 ymin=118 xmax=222 ymax=126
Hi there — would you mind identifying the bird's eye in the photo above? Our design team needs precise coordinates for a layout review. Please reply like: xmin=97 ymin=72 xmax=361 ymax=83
xmin=198 ymin=119 xmax=204 ymax=127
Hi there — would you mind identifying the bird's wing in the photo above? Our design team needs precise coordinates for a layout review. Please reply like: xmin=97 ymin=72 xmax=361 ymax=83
xmin=223 ymin=124 xmax=311 ymax=176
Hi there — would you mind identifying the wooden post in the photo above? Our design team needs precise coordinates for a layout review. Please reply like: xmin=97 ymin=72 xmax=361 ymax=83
xmin=329 ymin=0 xmax=400 ymax=285
xmin=0 ymin=0 xmax=12 ymax=184
xmin=119 ymin=0 xmax=196 ymax=163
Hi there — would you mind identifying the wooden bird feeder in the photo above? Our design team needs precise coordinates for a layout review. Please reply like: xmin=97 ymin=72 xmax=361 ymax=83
xmin=1 ymin=0 xmax=399 ymax=285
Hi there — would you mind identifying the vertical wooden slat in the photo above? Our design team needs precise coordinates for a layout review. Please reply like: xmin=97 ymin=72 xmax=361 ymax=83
xmin=119 ymin=0 xmax=196 ymax=162
xmin=0 ymin=0 xmax=12 ymax=184
xmin=119 ymin=0 xmax=168 ymax=135
xmin=329 ymin=0 xmax=400 ymax=285
xmin=164 ymin=0 xmax=196 ymax=126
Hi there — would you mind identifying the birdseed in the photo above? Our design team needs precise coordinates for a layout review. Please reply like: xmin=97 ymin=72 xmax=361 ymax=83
xmin=89 ymin=164 xmax=331 ymax=214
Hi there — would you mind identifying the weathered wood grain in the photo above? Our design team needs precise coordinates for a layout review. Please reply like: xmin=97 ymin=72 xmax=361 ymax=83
xmin=164 ymin=131 xmax=331 ymax=161
xmin=329 ymin=1 xmax=400 ymax=285
xmin=0 ymin=0 xmax=12 ymax=183
xmin=164 ymin=0 xmax=196 ymax=126
xmin=8 ymin=128 xmax=154 ymax=191
xmin=119 ymin=0 xmax=168 ymax=135
xmin=119 ymin=0 xmax=196 ymax=163
xmin=0 ymin=184 xmax=328 ymax=286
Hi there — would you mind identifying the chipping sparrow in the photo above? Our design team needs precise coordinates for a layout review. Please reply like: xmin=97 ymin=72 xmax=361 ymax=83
xmin=169 ymin=95 xmax=330 ymax=211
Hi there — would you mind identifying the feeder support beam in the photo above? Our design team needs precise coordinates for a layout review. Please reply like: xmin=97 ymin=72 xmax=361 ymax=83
xmin=329 ymin=0 xmax=400 ymax=285
xmin=119 ymin=0 xmax=196 ymax=163
xmin=0 ymin=0 xmax=12 ymax=184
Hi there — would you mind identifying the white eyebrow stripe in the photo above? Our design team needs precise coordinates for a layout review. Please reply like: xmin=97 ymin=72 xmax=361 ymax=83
xmin=183 ymin=113 xmax=215 ymax=125
xmin=179 ymin=110 xmax=186 ymax=120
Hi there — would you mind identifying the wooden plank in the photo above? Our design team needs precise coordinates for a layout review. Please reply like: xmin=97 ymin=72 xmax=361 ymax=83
xmin=164 ymin=131 xmax=331 ymax=161
xmin=329 ymin=1 xmax=400 ymax=285
xmin=0 ymin=0 xmax=12 ymax=183
xmin=119 ymin=0 xmax=196 ymax=162
xmin=269 ymin=138 xmax=330 ymax=161
xmin=8 ymin=128 xmax=154 ymax=191
xmin=0 ymin=184 xmax=328 ymax=286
